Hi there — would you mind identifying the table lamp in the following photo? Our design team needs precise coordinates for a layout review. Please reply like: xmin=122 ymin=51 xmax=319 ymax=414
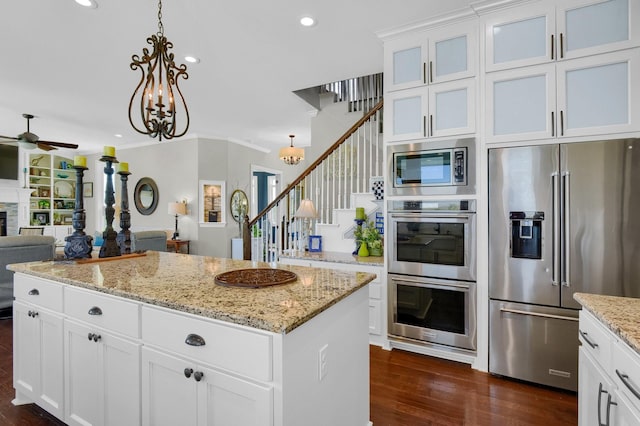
xmin=168 ymin=201 xmax=187 ymax=240
xmin=294 ymin=199 xmax=317 ymax=251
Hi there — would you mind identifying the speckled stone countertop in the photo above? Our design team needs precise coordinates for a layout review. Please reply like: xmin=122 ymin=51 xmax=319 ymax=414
xmin=8 ymin=252 xmax=376 ymax=334
xmin=280 ymin=250 xmax=384 ymax=267
xmin=574 ymin=293 xmax=640 ymax=356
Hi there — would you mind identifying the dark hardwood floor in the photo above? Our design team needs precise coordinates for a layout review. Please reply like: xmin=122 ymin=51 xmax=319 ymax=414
xmin=370 ymin=345 xmax=578 ymax=425
xmin=0 ymin=318 xmax=576 ymax=425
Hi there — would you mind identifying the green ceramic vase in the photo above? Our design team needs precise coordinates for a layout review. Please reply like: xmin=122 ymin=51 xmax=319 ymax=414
xmin=357 ymin=242 xmax=369 ymax=257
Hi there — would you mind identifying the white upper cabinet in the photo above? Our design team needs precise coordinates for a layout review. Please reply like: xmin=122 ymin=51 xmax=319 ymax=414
xmin=485 ymin=0 xmax=640 ymax=72
xmin=486 ymin=64 xmax=556 ymax=143
xmin=384 ymin=20 xmax=477 ymax=92
xmin=386 ymin=79 xmax=476 ymax=142
xmin=487 ymin=48 xmax=640 ymax=142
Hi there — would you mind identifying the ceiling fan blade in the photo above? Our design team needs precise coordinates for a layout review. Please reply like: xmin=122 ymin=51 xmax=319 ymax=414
xmin=36 ymin=143 xmax=57 ymax=151
xmin=0 ymin=135 xmax=19 ymax=141
xmin=37 ymin=140 xmax=79 ymax=149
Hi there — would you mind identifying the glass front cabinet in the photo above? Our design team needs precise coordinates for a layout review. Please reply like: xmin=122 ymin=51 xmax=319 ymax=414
xmin=383 ymin=19 xmax=477 ymax=142
xmin=486 ymin=48 xmax=640 ymax=142
xmin=484 ymin=0 xmax=640 ymax=72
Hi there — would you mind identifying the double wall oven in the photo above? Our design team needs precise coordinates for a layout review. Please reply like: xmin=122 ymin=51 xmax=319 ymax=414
xmin=387 ymin=199 xmax=477 ymax=351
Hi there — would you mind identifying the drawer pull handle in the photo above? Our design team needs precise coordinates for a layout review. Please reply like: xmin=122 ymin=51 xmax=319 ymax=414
xmin=185 ymin=333 xmax=206 ymax=347
xmin=28 ymin=310 xmax=38 ymax=318
xmin=87 ymin=333 xmax=101 ymax=342
xmin=184 ymin=368 xmax=193 ymax=378
xmin=579 ymin=330 xmax=598 ymax=349
xmin=616 ymin=369 xmax=640 ymax=401
xmin=194 ymin=371 xmax=204 ymax=382
xmin=28 ymin=289 xmax=39 ymax=296
xmin=88 ymin=306 xmax=103 ymax=316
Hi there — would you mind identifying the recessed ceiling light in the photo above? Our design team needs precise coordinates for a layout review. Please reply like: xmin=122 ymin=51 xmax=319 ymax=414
xmin=299 ymin=16 xmax=316 ymax=27
xmin=114 ymin=134 xmax=123 ymax=138
xmin=75 ymin=0 xmax=98 ymax=9
xmin=184 ymin=56 xmax=200 ymax=64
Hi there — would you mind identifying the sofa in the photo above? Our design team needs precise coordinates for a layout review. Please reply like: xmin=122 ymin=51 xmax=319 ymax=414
xmin=132 ymin=230 xmax=167 ymax=252
xmin=0 ymin=235 xmax=56 ymax=318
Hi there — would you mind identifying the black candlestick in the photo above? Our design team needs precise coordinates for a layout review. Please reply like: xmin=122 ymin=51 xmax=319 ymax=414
xmin=64 ymin=165 xmax=93 ymax=259
xmin=116 ymin=169 xmax=132 ymax=254
xmin=99 ymin=156 xmax=121 ymax=258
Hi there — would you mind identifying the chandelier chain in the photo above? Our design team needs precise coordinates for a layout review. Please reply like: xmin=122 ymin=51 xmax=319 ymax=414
xmin=157 ymin=0 xmax=164 ymax=36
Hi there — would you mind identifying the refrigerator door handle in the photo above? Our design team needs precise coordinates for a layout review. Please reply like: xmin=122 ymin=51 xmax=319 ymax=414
xmin=562 ymin=171 xmax=571 ymax=287
xmin=500 ymin=307 xmax=578 ymax=322
xmin=552 ymin=172 xmax=560 ymax=286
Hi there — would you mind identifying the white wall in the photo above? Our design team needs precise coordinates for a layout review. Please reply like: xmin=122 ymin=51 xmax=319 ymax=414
xmin=83 ymin=136 xmax=315 ymax=258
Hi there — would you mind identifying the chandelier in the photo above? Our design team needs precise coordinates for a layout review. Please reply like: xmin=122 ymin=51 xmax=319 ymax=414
xmin=129 ymin=0 xmax=189 ymax=141
xmin=279 ymin=134 xmax=304 ymax=165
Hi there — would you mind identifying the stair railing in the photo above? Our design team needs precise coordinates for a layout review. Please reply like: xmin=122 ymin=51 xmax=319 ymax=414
xmin=243 ymin=99 xmax=383 ymax=262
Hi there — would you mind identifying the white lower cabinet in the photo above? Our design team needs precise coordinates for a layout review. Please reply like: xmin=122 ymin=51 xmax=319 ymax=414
xmin=13 ymin=271 xmax=370 ymax=426
xmin=141 ymin=347 xmax=272 ymax=426
xmin=579 ymin=348 xmax=618 ymax=425
xmin=63 ymin=319 xmax=140 ymax=426
xmin=12 ymin=300 xmax=64 ymax=419
xmin=578 ymin=309 xmax=640 ymax=426
xmin=278 ymin=257 xmax=387 ymax=347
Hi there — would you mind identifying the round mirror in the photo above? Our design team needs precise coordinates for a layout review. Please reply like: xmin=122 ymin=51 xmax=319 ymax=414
xmin=134 ymin=177 xmax=159 ymax=215
xmin=230 ymin=189 xmax=249 ymax=223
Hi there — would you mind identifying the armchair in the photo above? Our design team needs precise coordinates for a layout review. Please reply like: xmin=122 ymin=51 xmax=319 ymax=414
xmin=0 ymin=235 xmax=56 ymax=318
xmin=132 ymin=230 xmax=168 ymax=252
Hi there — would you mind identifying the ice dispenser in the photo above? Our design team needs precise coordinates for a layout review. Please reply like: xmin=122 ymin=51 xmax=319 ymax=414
xmin=510 ymin=211 xmax=543 ymax=259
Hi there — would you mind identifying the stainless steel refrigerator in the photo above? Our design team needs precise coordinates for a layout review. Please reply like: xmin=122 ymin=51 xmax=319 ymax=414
xmin=488 ymin=139 xmax=640 ymax=391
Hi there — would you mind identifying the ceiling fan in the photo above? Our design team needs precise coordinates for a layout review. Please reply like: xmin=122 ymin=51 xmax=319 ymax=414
xmin=0 ymin=113 xmax=79 ymax=151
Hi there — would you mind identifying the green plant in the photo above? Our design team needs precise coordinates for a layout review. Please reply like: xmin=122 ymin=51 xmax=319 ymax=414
xmin=354 ymin=220 xmax=382 ymax=247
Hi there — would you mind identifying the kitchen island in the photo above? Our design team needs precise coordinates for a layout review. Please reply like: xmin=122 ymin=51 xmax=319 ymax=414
xmin=574 ymin=293 xmax=640 ymax=425
xmin=9 ymin=251 xmax=376 ymax=426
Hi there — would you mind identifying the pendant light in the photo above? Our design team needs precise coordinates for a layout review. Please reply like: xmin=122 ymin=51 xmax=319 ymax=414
xmin=129 ymin=0 xmax=190 ymax=141
xmin=279 ymin=134 xmax=304 ymax=165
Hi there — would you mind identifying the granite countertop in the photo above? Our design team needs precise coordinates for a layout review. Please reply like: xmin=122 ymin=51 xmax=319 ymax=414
xmin=574 ymin=292 xmax=640 ymax=356
xmin=280 ymin=250 xmax=384 ymax=267
xmin=8 ymin=252 xmax=376 ymax=334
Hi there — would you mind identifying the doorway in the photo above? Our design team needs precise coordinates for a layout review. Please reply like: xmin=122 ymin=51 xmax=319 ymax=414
xmin=250 ymin=165 xmax=282 ymax=220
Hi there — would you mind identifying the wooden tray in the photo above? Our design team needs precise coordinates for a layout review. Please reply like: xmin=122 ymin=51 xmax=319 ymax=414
xmin=75 ymin=252 xmax=147 ymax=264
xmin=214 ymin=268 xmax=298 ymax=288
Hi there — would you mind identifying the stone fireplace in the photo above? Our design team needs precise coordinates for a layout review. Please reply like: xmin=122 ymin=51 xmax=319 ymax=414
xmin=0 ymin=185 xmax=32 ymax=236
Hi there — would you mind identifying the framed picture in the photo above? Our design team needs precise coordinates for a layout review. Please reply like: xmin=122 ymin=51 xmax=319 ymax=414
xmin=309 ymin=235 xmax=323 ymax=252
xmin=199 ymin=180 xmax=226 ymax=226
xmin=83 ymin=182 xmax=93 ymax=198
xmin=33 ymin=212 xmax=49 ymax=225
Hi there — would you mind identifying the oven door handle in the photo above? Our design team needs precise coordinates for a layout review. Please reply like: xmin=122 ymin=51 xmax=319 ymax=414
xmin=390 ymin=213 xmax=475 ymax=220
xmin=393 ymin=278 xmax=471 ymax=291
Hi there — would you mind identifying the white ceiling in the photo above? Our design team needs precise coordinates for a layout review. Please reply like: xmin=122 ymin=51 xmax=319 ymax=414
xmin=0 ymin=0 xmax=473 ymax=155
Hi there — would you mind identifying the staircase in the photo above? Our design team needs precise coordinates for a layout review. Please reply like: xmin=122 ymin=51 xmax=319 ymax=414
xmin=243 ymin=96 xmax=384 ymax=262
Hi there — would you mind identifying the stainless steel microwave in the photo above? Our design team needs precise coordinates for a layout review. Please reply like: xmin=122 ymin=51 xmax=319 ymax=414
xmin=387 ymin=138 xmax=476 ymax=196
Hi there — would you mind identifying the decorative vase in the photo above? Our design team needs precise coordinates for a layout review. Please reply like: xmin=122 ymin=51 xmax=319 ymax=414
xmin=369 ymin=246 xmax=383 ymax=257
xmin=357 ymin=242 xmax=369 ymax=257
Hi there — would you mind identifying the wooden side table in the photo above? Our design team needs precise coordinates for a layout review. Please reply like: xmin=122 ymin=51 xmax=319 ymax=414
xmin=166 ymin=239 xmax=190 ymax=254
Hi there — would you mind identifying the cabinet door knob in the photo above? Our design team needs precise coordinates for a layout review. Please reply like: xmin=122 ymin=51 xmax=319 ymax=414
xmin=88 ymin=306 xmax=103 ymax=316
xmin=184 ymin=368 xmax=193 ymax=378
xmin=28 ymin=288 xmax=40 ymax=296
xmin=88 ymin=333 xmax=95 ymax=341
xmin=194 ymin=371 xmax=204 ymax=382
xmin=185 ymin=333 xmax=206 ymax=347
xmin=92 ymin=334 xmax=101 ymax=342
